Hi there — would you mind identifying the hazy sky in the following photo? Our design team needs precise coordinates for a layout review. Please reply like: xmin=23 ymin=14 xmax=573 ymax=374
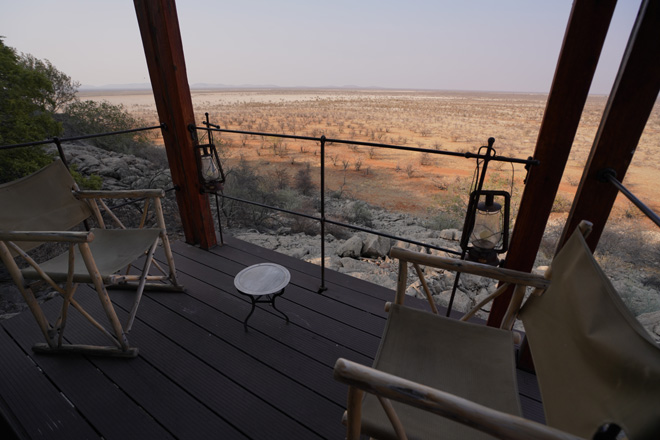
xmin=0 ymin=0 xmax=643 ymax=94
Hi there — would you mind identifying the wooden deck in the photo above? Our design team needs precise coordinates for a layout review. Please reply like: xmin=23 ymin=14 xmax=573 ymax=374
xmin=0 ymin=235 xmax=544 ymax=439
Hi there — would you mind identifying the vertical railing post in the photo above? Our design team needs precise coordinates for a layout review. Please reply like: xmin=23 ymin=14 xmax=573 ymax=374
xmin=318 ymin=136 xmax=327 ymax=293
xmin=52 ymin=137 xmax=69 ymax=169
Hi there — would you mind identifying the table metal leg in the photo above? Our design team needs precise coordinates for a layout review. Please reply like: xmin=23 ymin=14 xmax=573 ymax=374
xmin=244 ymin=297 xmax=257 ymax=331
xmin=271 ymin=291 xmax=290 ymax=324
xmin=242 ymin=289 xmax=289 ymax=331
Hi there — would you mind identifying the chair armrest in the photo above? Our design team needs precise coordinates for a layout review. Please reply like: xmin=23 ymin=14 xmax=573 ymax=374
xmin=75 ymin=189 xmax=165 ymax=199
xmin=333 ymin=358 xmax=583 ymax=440
xmin=389 ymin=247 xmax=549 ymax=289
xmin=0 ymin=230 xmax=94 ymax=243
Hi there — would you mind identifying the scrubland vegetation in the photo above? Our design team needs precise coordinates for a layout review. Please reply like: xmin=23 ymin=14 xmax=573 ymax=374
xmin=0 ymin=39 xmax=165 ymax=186
xmin=75 ymin=88 xmax=660 ymax=316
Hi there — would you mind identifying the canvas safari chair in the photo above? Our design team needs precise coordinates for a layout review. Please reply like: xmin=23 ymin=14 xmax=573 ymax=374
xmin=0 ymin=159 xmax=183 ymax=357
xmin=334 ymin=221 xmax=660 ymax=440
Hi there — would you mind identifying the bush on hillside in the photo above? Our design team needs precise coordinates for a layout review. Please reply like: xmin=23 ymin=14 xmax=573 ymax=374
xmin=0 ymin=39 xmax=61 ymax=183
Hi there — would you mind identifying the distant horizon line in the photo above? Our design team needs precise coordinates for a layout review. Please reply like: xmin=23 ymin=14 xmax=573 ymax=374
xmin=79 ymin=82 xmax=611 ymax=96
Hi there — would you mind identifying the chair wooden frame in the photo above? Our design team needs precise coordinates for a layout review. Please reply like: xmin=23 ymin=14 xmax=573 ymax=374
xmin=334 ymin=221 xmax=660 ymax=440
xmin=334 ymin=249 xmax=554 ymax=440
xmin=0 ymin=160 xmax=183 ymax=357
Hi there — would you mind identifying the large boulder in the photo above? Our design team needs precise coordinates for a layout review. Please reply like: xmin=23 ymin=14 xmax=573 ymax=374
xmin=337 ymin=235 xmax=364 ymax=258
xmin=438 ymin=228 xmax=461 ymax=241
xmin=361 ymin=234 xmax=391 ymax=259
xmin=637 ymin=310 xmax=660 ymax=343
xmin=338 ymin=257 xmax=374 ymax=274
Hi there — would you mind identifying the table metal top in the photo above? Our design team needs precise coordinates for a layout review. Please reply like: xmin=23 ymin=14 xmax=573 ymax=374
xmin=234 ymin=263 xmax=291 ymax=296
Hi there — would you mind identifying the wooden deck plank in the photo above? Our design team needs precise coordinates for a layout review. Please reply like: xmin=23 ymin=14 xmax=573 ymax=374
xmin=220 ymin=235 xmax=397 ymax=300
xmin=516 ymin=368 xmax=543 ymax=402
xmin=163 ymin=249 xmax=385 ymax=354
xmin=0 ymin=235 xmax=544 ymax=438
xmin=110 ymin=292 xmax=343 ymax=438
xmin=211 ymin=236 xmax=392 ymax=306
xmin=174 ymin=241 xmax=393 ymax=326
xmin=0 ymin=327 xmax=98 ymax=439
xmin=74 ymin=287 xmax=320 ymax=439
xmin=1 ymin=306 xmax=175 ymax=440
xmin=140 ymin=273 xmax=375 ymax=370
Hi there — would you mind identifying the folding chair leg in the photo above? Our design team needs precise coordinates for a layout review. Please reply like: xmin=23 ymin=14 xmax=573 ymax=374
xmin=346 ymin=386 xmax=365 ymax=440
xmin=78 ymin=242 xmax=131 ymax=351
xmin=154 ymin=198 xmax=181 ymax=287
xmin=32 ymin=343 xmax=138 ymax=358
xmin=0 ymin=242 xmax=55 ymax=347
xmin=125 ymin=239 xmax=159 ymax=332
xmin=56 ymin=284 xmax=78 ymax=348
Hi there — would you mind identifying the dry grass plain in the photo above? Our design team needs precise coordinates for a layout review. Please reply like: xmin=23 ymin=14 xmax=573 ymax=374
xmin=78 ymin=89 xmax=660 ymax=304
xmin=78 ymin=88 xmax=659 ymax=223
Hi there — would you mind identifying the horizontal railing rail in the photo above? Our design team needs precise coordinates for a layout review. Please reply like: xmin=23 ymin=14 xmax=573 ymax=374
xmin=0 ymin=124 xmax=165 ymax=150
xmin=0 ymin=123 xmax=173 ymax=215
xmin=197 ymin=123 xmax=539 ymax=292
xmin=0 ymin=124 xmax=166 ymax=170
xmin=195 ymin=126 xmax=540 ymax=165
xmin=599 ymin=168 xmax=660 ymax=228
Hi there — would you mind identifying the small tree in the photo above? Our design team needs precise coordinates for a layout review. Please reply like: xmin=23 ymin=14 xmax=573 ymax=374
xmin=59 ymin=100 xmax=151 ymax=154
xmin=18 ymin=53 xmax=80 ymax=113
xmin=0 ymin=39 xmax=61 ymax=182
xmin=294 ymin=163 xmax=315 ymax=196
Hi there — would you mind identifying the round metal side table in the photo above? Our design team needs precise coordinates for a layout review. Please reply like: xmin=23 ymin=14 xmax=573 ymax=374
xmin=234 ymin=263 xmax=291 ymax=331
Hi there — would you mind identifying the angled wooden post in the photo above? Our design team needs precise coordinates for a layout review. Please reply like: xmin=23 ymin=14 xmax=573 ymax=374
xmin=134 ymin=0 xmax=217 ymax=249
xmin=558 ymin=0 xmax=660 ymax=252
xmin=487 ymin=0 xmax=617 ymax=328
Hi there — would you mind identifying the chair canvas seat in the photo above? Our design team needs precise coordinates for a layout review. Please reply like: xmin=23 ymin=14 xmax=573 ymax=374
xmin=0 ymin=159 xmax=182 ymax=357
xmin=335 ymin=222 xmax=660 ymax=440
xmin=362 ymin=304 xmax=522 ymax=440
xmin=520 ymin=230 xmax=660 ymax=439
xmin=21 ymin=228 xmax=163 ymax=283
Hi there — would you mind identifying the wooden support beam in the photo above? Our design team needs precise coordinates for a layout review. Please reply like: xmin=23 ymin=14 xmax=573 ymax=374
xmin=558 ymin=0 xmax=660 ymax=252
xmin=487 ymin=0 xmax=617 ymax=328
xmin=133 ymin=0 xmax=217 ymax=249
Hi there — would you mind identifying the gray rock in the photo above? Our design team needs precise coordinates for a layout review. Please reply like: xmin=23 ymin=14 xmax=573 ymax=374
xmin=337 ymin=235 xmax=363 ymax=258
xmin=361 ymin=234 xmax=391 ymax=259
xmin=438 ymin=229 xmax=462 ymax=241
xmin=436 ymin=288 xmax=473 ymax=313
xmin=338 ymin=257 xmax=374 ymax=274
xmin=75 ymin=154 xmax=101 ymax=171
xmin=305 ymin=255 xmax=342 ymax=271
xmin=290 ymin=247 xmax=310 ymax=259
xmin=636 ymin=310 xmax=660 ymax=343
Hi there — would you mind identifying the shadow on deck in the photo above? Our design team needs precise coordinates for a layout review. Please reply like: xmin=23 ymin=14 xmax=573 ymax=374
xmin=0 ymin=235 xmax=543 ymax=439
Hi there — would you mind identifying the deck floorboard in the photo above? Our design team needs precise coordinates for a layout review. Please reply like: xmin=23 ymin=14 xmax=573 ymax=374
xmin=0 ymin=235 xmax=543 ymax=439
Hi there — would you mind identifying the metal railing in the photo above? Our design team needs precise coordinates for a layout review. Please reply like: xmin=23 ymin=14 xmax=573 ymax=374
xmin=196 ymin=122 xmax=539 ymax=292
xmin=599 ymin=168 xmax=660 ymax=228
xmin=0 ymin=124 xmax=175 ymax=217
xmin=0 ymin=124 xmax=165 ymax=169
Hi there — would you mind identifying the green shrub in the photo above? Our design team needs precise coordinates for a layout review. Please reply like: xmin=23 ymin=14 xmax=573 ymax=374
xmin=0 ymin=147 xmax=54 ymax=184
xmin=344 ymin=201 xmax=373 ymax=227
xmin=294 ymin=163 xmax=315 ymax=196
xmin=551 ymin=194 xmax=572 ymax=213
xmin=69 ymin=164 xmax=103 ymax=190
xmin=59 ymin=100 xmax=151 ymax=154
xmin=424 ymin=210 xmax=462 ymax=231
xmin=221 ymin=159 xmax=279 ymax=229
xmin=0 ymin=39 xmax=61 ymax=183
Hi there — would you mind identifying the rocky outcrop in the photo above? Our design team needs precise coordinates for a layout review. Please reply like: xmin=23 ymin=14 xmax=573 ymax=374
xmin=46 ymin=142 xmax=183 ymax=238
xmin=46 ymin=142 xmax=173 ymax=191
xmin=3 ymin=146 xmax=658 ymax=342
xmin=229 ymin=199 xmax=660 ymax=338
xmin=637 ymin=311 xmax=660 ymax=343
xmin=0 ymin=143 xmax=181 ymax=319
